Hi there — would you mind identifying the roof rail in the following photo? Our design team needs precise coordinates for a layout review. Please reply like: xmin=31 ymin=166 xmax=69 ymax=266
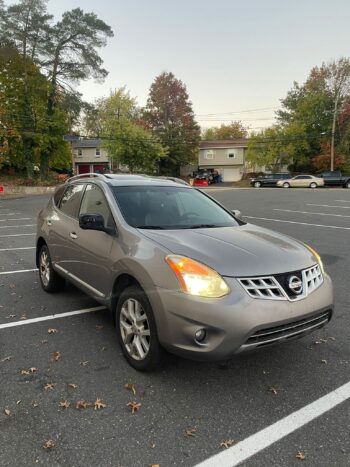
xmin=158 ymin=176 xmax=190 ymax=186
xmin=66 ymin=173 xmax=107 ymax=183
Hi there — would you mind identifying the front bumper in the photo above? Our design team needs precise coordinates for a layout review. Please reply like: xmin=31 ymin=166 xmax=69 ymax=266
xmin=152 ymin=273 xmax=333 ymax=361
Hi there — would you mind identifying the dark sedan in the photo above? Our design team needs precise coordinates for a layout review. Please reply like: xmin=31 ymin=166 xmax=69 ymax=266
xmin=250 ymin=173 xmax=291 ymax=188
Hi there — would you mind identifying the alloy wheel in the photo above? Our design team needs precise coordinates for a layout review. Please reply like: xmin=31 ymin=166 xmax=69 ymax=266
xmin=120 ymin=298 xmax=151 ymax=361
xmin=40 ymin=250 xmax=50 ymax=287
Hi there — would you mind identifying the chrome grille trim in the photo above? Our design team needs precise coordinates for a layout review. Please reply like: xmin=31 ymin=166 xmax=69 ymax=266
xmin=238 ymin=264 xmax=323 ymax=301
xmin=240 ymin=310 xmax=331 ymax=350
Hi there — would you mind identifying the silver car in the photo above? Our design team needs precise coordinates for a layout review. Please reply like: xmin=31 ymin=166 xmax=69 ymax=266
xmin=36 ymin=174 xmax=333 ymax=371
xmin=276 ymin=174 xmax=325 ymax=188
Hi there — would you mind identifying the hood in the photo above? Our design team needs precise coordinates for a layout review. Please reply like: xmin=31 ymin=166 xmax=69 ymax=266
xmin=140 ymin=224 xmax=317 ymax=277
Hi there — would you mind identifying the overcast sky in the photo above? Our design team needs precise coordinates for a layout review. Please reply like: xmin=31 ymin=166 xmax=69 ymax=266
xmin=8 ymin=0 xmax=350 ymax=130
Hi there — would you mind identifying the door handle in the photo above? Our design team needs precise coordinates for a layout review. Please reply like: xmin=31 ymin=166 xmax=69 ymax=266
xmin=70 ymin=232 xmax=78 ymax=240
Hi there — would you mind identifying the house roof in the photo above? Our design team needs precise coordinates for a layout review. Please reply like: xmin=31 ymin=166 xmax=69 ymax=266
xmin=72 ymin=139 xmax=101 ymax=148
xmin=200 ymin=138 xmax=248 ymax=149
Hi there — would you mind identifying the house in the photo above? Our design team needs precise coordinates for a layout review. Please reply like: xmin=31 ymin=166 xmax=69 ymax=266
xmin=72 ymin=139 xmax=111 ymax=175
xmin=198 ymin=139 xmax=248 ymax=182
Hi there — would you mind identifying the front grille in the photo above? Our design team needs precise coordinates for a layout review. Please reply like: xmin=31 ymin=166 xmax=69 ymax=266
xmin=241 ymin=310 xmax=332 ymax=350
xmin=238 ymin=264 xmax=323 ymax=302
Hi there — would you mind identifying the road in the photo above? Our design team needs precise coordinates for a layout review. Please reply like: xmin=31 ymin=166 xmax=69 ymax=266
xmin=0 ymin=188 xmax=349 ymax=467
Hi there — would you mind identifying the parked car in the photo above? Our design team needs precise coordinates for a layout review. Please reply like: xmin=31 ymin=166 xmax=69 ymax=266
xmin=319 ymin=171 xmax=350 ymax=188
xmin=276 ymin=175 xmax=324 ymax=188
xmin=250 ymin=173 xmax=291 ymax=188
xmin=36 ymin=173 xmax=333 ymax=371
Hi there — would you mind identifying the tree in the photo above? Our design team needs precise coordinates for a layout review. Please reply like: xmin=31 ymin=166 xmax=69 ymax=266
xmin=143 ymin=72 xmax=200 ymax=175
xmin=88 ymin=88 xmax=165 ymax=172
xmin=202 ymin=121 xmax=248 ymax=140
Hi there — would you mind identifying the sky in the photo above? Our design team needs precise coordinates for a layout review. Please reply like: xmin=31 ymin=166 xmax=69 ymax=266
xmin=7 ymin=0 xmax=350 ymax=131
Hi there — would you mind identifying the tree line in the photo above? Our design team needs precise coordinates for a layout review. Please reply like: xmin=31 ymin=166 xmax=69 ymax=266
xmin=0 ymin=0 xmax=200 ymax=179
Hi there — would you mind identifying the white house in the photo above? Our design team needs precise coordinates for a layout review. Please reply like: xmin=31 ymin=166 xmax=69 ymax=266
xmin=72 ymin=139 xmax=111 ymax=175
xmin=198 ymin=139 xmax=248 ymax=181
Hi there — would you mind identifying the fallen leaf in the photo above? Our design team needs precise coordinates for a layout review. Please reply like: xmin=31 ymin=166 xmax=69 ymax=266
xmin=48 ymin=328 xmax=58 ymax=334
xmin=268 ymin=386 xmax=280 ymax=395
xmin=296 ymin=451 xmax=306 ymax=460
xmin=184 ymin=427 xmax=196 ymax=437
xmin=59 ymin=400 xmax=70 ymax=409
xmin=75 ymin=400 xmax=88 ymax=409
xmin=51 ymin=351 xmax=61 ymax=362
xmin=20 ymin=314 xmax=27 ymax=320
xmin=68 ymin=383 xmax=78 ymax=389
xmin=42 ymin=439 xmax=55 ymax=450
xmin=80 ymin=361 xmax=89 ymax=366
xmin=127 ymin=401 xmax=141 ymax=414
xmin=9 ymin=284 xmax=16 ymax=289
xmin=95 ymin=325 xmax=103 ymax=330
xmin=94 ymin=398 xmax=106 ymax=410
xmin=4 ymin=408 xmax=10 ymax=416
xmin=16 ymin=400 xmax=22 ymax=405
xmin=0 ymin=356 xmax=11 ymax=363
xmin=150 ymin=443 xmax=156 ymax=449
xmin=43 ymin=383 xmax=55 ymax=391
xmin=220 ymin=439 xmax=235 ymax=449
xmin=150 ymin=465 xmax=159 ymax=467
xmin=32 ymin=401 xmax=39 ymax=408
xmin=21 ymin=367 xmax=36 ymax=375
xmin=41 ymin=340 xmax=48 ymax=344
xmin=125 ymin=383 xmax=136 ymax=395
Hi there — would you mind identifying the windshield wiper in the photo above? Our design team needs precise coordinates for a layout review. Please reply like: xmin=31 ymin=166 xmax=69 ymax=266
xmin=185 ymin=224 xmax=220 ymax=229
xmin=136 ymin=225 xmax=165 ymax=230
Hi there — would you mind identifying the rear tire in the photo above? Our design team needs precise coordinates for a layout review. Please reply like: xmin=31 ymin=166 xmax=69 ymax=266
xmin=283 ymin=182 xmax=290 ymax=188
xmin=309 ymin=182 xmax=317 ymax=188
xmin=38 ymin=245 xmax=65 ymax=293
xmin=115 ymin=285 xmax=164 ymax=371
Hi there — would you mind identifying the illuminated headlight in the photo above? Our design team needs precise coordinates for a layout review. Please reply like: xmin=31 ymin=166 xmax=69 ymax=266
xmin=166 ymin=255 xmax=230 ymax=298
xmin=304 ymin=244 xmax=324 ymax=273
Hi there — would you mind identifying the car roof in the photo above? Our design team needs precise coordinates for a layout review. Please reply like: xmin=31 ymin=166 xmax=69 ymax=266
xmin=66 ymin=173 xmax=191 ymax=188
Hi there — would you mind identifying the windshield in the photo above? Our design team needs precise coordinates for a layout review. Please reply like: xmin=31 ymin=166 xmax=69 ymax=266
xmin=111 ymin=186 xmax=240 ymax=229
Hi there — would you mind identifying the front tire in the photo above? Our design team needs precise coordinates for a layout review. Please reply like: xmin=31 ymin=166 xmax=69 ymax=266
xmin=115 ymin=285 xmax=164 ymax=371
xmin=38 ymin=245 xmax=65 ymax=293
xmin=345 ymin=181 xmax=350 ymax=189
xmin=254 ymin=181 xmax=262 ymax=188
xmin=283 ymin=182 xmax=290 ymax=188
xmin=309 ymin=182 xmax=317 ymax=188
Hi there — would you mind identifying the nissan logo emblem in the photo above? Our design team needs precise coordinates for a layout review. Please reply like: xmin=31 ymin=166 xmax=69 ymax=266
xmin=288 ymin=275 xmax=303 ymax=294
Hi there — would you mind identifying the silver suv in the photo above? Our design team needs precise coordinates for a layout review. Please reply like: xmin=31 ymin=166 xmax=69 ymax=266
xmin=37 ymin=174 xmax=333 ymax=370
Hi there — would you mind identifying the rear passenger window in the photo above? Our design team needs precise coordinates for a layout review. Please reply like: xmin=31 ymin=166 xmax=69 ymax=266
xmin=53 ymin=185 xmax=66 ymax=206
xmin=59 ymin=184 xmax=85 ymax=218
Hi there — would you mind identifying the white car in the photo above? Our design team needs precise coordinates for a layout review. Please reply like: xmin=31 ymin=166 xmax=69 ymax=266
xmin=276 ymin=175 xmax=324 ymax=189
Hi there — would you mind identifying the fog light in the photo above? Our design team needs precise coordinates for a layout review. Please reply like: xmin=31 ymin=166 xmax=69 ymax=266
xmin=195 ymin=329 xmax=206 ymax=343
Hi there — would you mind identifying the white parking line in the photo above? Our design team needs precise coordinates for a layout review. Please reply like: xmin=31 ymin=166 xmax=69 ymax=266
xmin=245 ymin=216 xmax=350 ymax=230
xmin=0 ymin=213 xmax=22 ymax=216
xmin=0 ymin=224 xmax=35 ymax=229
xmin=0 ymin=268 xmax=38 ymax=275
xmin=0 ymin=306 xmax=106 ymax=329
xmin=335 ymin=200 xmax=350 ymax=203
xmin=0 ymin=233 xmax=35 ymax=238
xmin=274 ymin=209 xmax=350 ymax=218
xmin=196 ymin=380 xmax=350 ymax=467
xmin=307 ymin=203 xmax=350 ymax=209
xmin=0 ymin=218 xmax=32 ymax=222
xmin=0 ymin=247 xmax=35 ymax=252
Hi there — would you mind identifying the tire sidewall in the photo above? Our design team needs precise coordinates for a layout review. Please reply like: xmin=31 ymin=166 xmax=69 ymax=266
xmin=283 ymin=182 xmax=290 ymax=188
xmin=310 ymin=182 xmax=317 ymax=188
xmin=38 ymin=245 xmax=53 ymax=292
xmin=115 ymin=286 xmax=162 ymax=371
xmin=254 ymin=181 xmax=261 ymax=188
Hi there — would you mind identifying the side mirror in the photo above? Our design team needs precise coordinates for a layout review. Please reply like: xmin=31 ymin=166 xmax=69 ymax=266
xmin=79 ymin=213 xmax=115 ymax=235
xmin=231 ymin=209 xmax=243 ymax=220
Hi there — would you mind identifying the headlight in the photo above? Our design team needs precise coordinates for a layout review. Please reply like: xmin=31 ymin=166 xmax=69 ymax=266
xmin=304 ymin=244 xmax=324 ymax=273
xmin=166 ymin=255 xmax=230 ymax=298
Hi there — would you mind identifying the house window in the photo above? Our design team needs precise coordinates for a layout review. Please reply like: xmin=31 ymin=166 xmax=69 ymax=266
xmin=96 ymin=148 xmax=101 ymax=157
xmin=205 ymin=151 xmax=214 ymax=160
xmin=227 ymin=152 xmax=235 ymax=159
xmin=78 ymin=149 xmax=82 ymax=157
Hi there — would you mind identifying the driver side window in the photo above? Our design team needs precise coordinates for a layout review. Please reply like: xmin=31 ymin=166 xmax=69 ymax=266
xmin=80 ymin=184 xmax=114 ymax=228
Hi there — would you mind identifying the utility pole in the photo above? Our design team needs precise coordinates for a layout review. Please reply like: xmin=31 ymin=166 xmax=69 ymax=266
xmin=330 ymin=93 xmax=339 ymax=172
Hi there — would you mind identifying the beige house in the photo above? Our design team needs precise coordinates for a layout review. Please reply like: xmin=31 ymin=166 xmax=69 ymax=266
xmin=72 ymin=139 xmax=110 ymax=175
xmin=198 ymin=139 xmax=248 ymax=181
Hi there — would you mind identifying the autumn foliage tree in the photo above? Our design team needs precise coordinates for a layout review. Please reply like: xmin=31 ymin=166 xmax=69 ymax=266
xmin=143 ymin=72 xmax=200 ymax=175
xmin=202 ymin=121 xmax=248 ymax=140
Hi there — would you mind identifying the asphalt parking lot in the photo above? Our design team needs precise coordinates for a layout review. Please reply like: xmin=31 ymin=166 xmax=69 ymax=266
xmin=0 ymin=188 xmax=349 ymax=467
